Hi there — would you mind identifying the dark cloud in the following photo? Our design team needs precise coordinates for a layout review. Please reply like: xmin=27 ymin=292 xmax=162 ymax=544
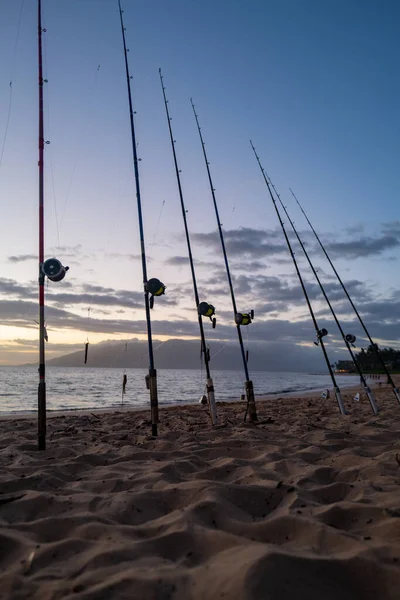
xmin=165 ymin=255 xmax=220 ymax=269
xmin=231 ymin=259 xmax=269 ymax=272
xmin=352 ymin=298 xmax=400 ymax=322
xmin=192 ymin=227 xmax=288 ymax=259
xmin=381 ymin=221 xmax=400 ymax=235
xmin=0 ymin=278 xmax=178 ymax=313
xmin=0 ymin=278 xmax=36 ymax=299
xmin=343 ymin=223 xmax=365 ymax=235
xmin=8 ymin=254 xmax=37 ymax=263
xmin=326 ymin=235 xmax=400 ymax=259
xmin=165 ymin=256 xmax=190 ymax=267
xmin=191 ymin=222 xmax=400 ymax=263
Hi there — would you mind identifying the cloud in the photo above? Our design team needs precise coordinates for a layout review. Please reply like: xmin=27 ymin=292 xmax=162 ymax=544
xmin=8 ymin=254 xmax=37 ymax=263
xmin=192 ymin=227 xmax=288 ymax=259
xmin=194 ymin=221 xmax=400 ymax=264
xmin=0 ymin=278 xmax=178 ymax=315
xmin=381 ymin=221 xmax=400 ymax=236
xmin=0 ymin=278 xmax=36 ymax=299
xmin=326 ymin=235 xmax=400 ymax=259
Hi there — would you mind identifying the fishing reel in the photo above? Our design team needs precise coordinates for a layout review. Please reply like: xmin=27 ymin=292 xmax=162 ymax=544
xmin=146 ymin=278 xmax=166 ymax=309
xmin=345 ymin=334 xmax=356 ymax=347
xmin=198 ymin=301 xmax=216 ymax=328
xmin=314 ymin=328 xmax=328 ymax=346
xmin=42 ymin=258 xmax=69 ymax=282
xmin=235 ymin=309 xmax=254 ymax=326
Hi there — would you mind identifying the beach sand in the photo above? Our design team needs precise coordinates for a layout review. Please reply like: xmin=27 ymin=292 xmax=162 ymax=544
xmin=1 ymin=380 xmax=400 ymax=599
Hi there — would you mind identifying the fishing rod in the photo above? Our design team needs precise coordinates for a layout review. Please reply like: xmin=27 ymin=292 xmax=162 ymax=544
xmin=267 ymin=183 xmax=379 ymax=414
xmin=250 ymin=141 xmax=346 ymax=415
xmin=290 ymin=188 xmax=400 ymax=405
xmin=37 ymin=0 xmax=69 ymax=450
xmin=159 ymin=70 xmax=217 ymax=425
xmin=37 ymin=0 xmax=46 ymax=451
xmin=191 ymin=99 xmax=258 ymax=422
xmin=118 ymin=1 xmax=166 ymax=436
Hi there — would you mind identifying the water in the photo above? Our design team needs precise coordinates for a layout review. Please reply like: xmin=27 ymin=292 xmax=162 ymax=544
xmin=0 ymin=366 xmax=359 ymax=414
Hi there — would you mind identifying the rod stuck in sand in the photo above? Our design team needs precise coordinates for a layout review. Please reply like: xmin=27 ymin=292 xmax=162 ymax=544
xmin=250 ymin=141 xmax=346 ymax=415
xmin=159 ymin=70 xmax=218 ymax=425
xmin=191 ymin=99 xmax=258 ymax=422
xmin=118 ymin=1 xmax=165 ymax=436
xmin=290 ymin=188 xmax=400 ymax=406
xmin=37 ymin=0 xmax=69 ymax=450
xmin=270 ymin=184 xmax=379 ymax=414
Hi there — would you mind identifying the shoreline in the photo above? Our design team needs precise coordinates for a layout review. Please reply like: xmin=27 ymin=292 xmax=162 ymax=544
xmin=0 ymin=377 xmax=394 ymax=421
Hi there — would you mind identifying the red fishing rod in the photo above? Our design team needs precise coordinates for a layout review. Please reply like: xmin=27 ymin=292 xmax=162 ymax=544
xmin=290 ymin=188 xmax=400 ymax=406
xmin=37 ymin=0 xmax=46 ymax=450
xmin=37 ymin=0 xmax=69 ymax=450
xmin=250 ymin=141 xmax=346 ymax=415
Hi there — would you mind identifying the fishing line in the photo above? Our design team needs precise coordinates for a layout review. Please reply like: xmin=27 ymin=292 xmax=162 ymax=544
xmin=0 ymin=0 xmax=25 ymax=176
xmin=109 ymin=338 xmax=164 ymax=370
xmin=58 ymin=63 xmax=101 ymax=234
xmin=41 ymin=22 xmax=60 ymax=246
xmin=48 ymin=157 xmax=61 ymax=249
xmin=209 ymin=341 xmax=229 ymax=361
xmin=149 ymin=199 xmax=166 ymax=252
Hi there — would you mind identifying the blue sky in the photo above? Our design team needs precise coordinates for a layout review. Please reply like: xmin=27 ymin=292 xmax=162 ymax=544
xmin=0 ymin=0 xmax=399 ymax=366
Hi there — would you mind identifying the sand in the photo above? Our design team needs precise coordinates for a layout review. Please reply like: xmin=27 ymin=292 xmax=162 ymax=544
xmin=1 ymin=380 xmax=400 ymax=599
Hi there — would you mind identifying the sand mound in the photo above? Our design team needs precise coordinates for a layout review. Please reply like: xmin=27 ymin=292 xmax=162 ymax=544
xmin=1 ymin=385 xmax=400 ymax=599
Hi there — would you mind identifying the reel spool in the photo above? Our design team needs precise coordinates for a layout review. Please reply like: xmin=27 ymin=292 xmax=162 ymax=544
xmin=314 ymin=328 xmax=328 ymax=345
xmin=198 ymin=301 xmax=216 ymax=328
xmin=235 ymin=309 xmax=254 ymax=326
xmin=345 ymin=334 xmax=356 ymax=347
xmin=42 ymin=258 xmax=69 ymax=282
xmin=146 ymin=278 xmax=166 ymax=309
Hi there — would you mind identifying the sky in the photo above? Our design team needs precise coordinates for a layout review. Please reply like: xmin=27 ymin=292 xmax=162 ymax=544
xmin=0 ymin=0 xmax=399 ymax=368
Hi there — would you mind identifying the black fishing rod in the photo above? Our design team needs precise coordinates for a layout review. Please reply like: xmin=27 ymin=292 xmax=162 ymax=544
xmin=159 ymin=69 xmax=217 ymax=425
xmin=267 ymin=182 xmax=379 ymax=414
xmin=191 ymin=99 xmax=257 ymax=422
xmin=250 ymin=141 xmax=346 ymax=415
xmin=118 ymin=1 xmax=165 ymax=436
xmin=290 ymin=188 xmax=400 ymax=405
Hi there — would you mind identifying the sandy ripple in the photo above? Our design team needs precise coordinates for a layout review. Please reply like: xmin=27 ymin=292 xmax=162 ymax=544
xmin=1 ymin=385 xmax=400 ymax=599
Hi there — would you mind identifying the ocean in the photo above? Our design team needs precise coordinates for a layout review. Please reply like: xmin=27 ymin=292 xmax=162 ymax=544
xmin=0 ymin=366 xmax=359 ymax=414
